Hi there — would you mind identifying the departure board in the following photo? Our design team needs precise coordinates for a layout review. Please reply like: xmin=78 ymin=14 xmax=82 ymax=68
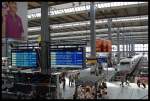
xmin=98 ymin=56 xmax=107 ymax=63
xmin=50 ymin=47 xmax=84 ymax=68
xmin=11 ymin=49 xmax=39 ymax=68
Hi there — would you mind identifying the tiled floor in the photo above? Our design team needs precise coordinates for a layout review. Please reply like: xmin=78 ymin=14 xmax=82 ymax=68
xmin=60 ymin=77 xmax=75 ymax=99
xmin=106 ymin=82 xmax=148 ymax=99
xmin=59 ymin=68 xmax=148 ymax=99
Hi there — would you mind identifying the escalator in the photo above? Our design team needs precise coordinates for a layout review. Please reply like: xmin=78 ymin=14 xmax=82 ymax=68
xmin=110 ymin=56 xmax=143 ymax=82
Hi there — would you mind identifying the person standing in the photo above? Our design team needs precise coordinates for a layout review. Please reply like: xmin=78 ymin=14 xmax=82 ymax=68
xmin=69 ymin=75 xmax=71 ymax=87
xmin=71 ymin=75 xmax=74 ymax=87
xmin=61 ymin=72 xmax=66 ymax=90
xmin=62 ymin=77 xmax=66 ymax=90
xmin=120 ymin=76 xmax=125 ymax=87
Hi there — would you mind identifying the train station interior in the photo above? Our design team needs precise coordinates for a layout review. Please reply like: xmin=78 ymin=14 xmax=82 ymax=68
xmin=2 ymin=2 xmax=148 ymax=99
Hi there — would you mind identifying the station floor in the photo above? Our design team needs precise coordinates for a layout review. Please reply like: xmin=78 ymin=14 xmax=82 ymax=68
xmin=60 ymin=68 xmax=148 ymax=99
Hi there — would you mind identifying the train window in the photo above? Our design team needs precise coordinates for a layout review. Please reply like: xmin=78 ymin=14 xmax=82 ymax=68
xmin=140 ymin=68 xmax=148 ymax=74
xmin=120 ymin=62 xmax=130 ymax=65
xmin=140 ymin=73 xmax=148 ymax=77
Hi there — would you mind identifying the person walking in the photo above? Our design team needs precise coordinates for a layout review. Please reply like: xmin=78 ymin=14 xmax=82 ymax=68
xmin=71 ymin=75 xmax=74 ymax=87
xmin=120 ymin=76 xmax=125 ymax=87
xmin=141 ymin=80 xmax=146 ymax=88
xmin=69 ymin=75 xmax=71 ymax=87
xmin=125 ymin=74 xmax=130 ymax=86
xmin=61 ymin=73 xmax=66 ymax=90
xmin=137 ymin=79 xmax=141 ymax=88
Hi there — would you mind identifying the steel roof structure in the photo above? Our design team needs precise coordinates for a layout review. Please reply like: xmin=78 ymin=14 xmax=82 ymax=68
xmin=27 ymin=2 xmax=148 ymax=45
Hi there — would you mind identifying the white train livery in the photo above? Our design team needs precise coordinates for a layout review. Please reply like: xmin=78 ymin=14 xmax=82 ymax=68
xmin=117 ymin=54 xmax=142 ymax=74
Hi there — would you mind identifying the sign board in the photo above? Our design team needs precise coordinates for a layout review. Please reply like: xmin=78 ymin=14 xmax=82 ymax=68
xmin=11 ymin=49 xmax=39 ymax=68
xmin=2 ymin=2 xmax=27 ymax=40
xmin=50 ymin=47 xmax=85 ymax=68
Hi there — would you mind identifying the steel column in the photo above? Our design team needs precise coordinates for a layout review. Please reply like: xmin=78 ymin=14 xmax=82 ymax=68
xmin=107 ymin=18 xmax=112 ymax=64
xmin=90 ymin=2 xmax=96 ymax=58
xmin=122 ymin=32 xmax=125 ymax=57
xmin=117 ymin=28 xmax=120 ymax=64
xmin=108 ymin=18 xmax=112 ymax=41
xmin=40 ymin=2 xmax=50 ymax=74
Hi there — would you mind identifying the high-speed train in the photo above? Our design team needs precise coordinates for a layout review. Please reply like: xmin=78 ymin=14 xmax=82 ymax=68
xmin=117 ymin=54 xmax=142 ymax=74
xmin=141 ymin=54 xmax=148 ymax=66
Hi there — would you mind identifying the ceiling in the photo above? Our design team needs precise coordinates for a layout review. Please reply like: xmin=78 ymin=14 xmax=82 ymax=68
xmin=27 ymin=2 xmax=148 ymax=45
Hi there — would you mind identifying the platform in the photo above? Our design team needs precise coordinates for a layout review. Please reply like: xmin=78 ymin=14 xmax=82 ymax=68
xmin=60 ymin=68 xmax=148 ymax=99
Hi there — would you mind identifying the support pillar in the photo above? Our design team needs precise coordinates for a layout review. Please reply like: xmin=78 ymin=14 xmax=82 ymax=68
xmin=125 ymin=35 xmax=128 ymax=57
xmin=117 ymin=28 xmax=120 ymax=64
xmin=122 ymin=32 xmax=125 ymax=57
xmin=40 ymin=2 xmax=50 ymax=74
xmin=131 ymin=38 xmax=134 ymax=56
xmin=90 ymin=2 xmax=96 ymax=58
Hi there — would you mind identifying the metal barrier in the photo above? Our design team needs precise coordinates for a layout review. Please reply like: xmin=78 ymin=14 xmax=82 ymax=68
xmin=110 ymin=56 xmax=143 ymax=82
xmin=126 ymin=57 xmax=143 ymax=82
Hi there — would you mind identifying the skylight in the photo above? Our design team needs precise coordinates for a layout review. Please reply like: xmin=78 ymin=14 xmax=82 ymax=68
xmin=28 ymin=2 xmax=146 ymax=19
xmin=28 ymin=15 xmax=148 ymax=32
xmin=28 ymin=26 xmax=148 ymax=38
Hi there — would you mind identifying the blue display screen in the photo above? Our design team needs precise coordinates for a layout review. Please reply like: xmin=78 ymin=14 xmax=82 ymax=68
xmin=11 ymin=49 xmax=38 ymax=68
xmin=98 ymin=56 xmax=107 ymax=63
xmin=51 ymin=47 xmax=84 ymax=68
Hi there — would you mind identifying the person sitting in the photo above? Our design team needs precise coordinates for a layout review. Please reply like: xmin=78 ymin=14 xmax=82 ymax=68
xmin=85 ymin=87 xmax=93 ymax=99
xmin=79 ymin=88 xmax=85 ymax=99
xmin=102 ymin=81 xmax=107 ymax=89
xmin=97 ymin=85 xmax=102 ymax=99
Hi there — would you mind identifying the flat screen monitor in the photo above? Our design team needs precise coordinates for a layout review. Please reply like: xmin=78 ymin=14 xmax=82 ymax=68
xmin=11 ymin=49 xmax=39 ymax=69
xmin=98 ymin=56 xmax=107 ymax=63
xmin=50 ymin=47 xmax=85 ymax=68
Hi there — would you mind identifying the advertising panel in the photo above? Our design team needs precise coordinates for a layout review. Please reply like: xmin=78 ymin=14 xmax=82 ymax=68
xmin=2 ymin=2 xmax=27 ymax=40
xmin=96 ymin=39 xmax=112 ymax=52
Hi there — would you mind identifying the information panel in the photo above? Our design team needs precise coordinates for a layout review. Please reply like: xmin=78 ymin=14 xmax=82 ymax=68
xmin=11 ymin=49 xmax=39 ymax=68
xmin=98 ymin=56 xmax=107 ymax=63
xmin=50 ymin=47 xmax=84 ymax=68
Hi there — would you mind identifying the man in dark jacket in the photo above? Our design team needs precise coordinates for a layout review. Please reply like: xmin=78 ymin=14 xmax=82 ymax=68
xmin=125 ymin=74 xmax=130 ymax=86
xmin=120 ymin=76 xmax=125 ymax=87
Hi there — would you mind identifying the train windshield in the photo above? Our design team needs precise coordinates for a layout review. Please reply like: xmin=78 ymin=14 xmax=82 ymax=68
xmin=140 ymin=67 xmax=148 ymax=74
xmin=120 ymin=62 xmax=130 ymax=65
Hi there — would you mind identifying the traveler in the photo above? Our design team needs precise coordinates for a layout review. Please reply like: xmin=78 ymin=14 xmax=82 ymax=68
xmin=102 ymin=81 xmax=107 ymax=89
xmin=120 ymin=76 xmax=125 ymax=87
xmin=137 ymin=79 xmax=141 ymax=88
xmin=98 ymin=63 xmax=103 ymax=74
xmin=97 ymin=85 xmax=102 ymax=99
xmin=69 ymin=75 xmax=71 ymax=87
xmin=85 ymin=86 xmax=93 ymax=99
xmin=71 ymin=75 xmax=74 ymax=87
xmin=62 ymin=76 xmax=66 ymax=90
xmin=79 ymin=91 xmax=85 ymax=99
xmin=141 ymin=80 xmax=146 ymax=88
xmin=125 ymin=74 xmax=130 ymax=86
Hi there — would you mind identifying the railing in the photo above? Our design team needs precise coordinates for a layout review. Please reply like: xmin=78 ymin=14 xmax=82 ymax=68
xmin=127 ymin=57 xmax=143 ymax=82
xmin=110 ymin=56 xmax=143 ymax=81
